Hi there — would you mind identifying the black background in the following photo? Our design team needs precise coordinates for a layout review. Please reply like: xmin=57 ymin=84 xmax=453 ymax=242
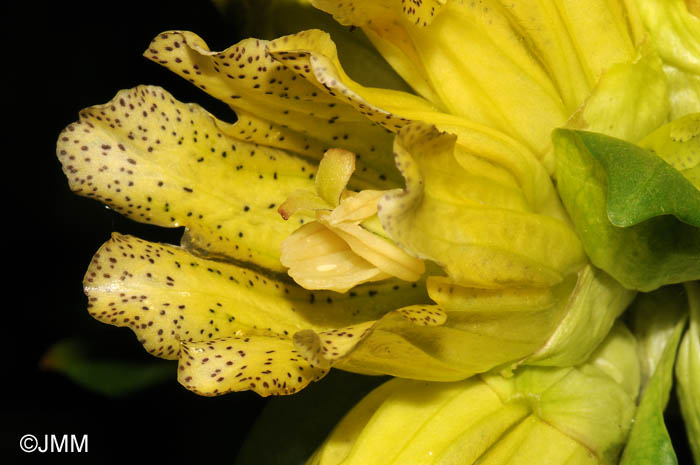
xmin=5 ymin=0 xmax=695 ymax=464
xmin=7 ymin=1 xmax=269 ymax=463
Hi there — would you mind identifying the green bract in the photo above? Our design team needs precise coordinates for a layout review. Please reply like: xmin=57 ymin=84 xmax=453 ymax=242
xmin=553 ymin=129 xmax=700 ymax=291
xmin=675 ymin=282 xmax=700 ymax=464
xmin=620 ymin=285 xmax=691 ymax=465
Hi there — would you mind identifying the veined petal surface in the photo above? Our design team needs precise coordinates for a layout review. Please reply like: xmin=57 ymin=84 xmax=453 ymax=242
xmin=83 ymin=233 xmax=429 ymax=395
xmin=635 ymin=0 xmax=700 ymax=118
xmin=309 ymin=322 xmax=639 ymax=465
xmin=379 ymin=123 xmax=585 ymax=288
xmin=313 ymin=0 xmax=641 ymax=160
xmin=264 ymin=28 xmax=562 ymax=210
xmin=291 ymin=268 xmax=624 ymax=382
xmin=57 ymin=86 xmax=320 ymax=271
xmin=145 ymin=30 xmax=408 ymax=186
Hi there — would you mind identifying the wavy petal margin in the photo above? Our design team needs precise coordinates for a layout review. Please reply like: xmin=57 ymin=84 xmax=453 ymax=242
xmin=378 ymin=123 xmax=586 ymax=288
xmin=83 ymin=233 xmax=429 ymax=395
xmin=57 ymin=85 xmax=320 ymax=271
xmin=144 ymin=30 xmax=413 ymax=186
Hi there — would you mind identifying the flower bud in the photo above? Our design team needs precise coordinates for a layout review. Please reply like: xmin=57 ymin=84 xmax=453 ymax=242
xmin=312 ymin=0 xmax=642 ymax=161
xmin=308 ymin=322 xmax=639 ymax=465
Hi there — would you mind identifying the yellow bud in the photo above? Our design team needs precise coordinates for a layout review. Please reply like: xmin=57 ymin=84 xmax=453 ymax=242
xmin=308 ymin=322 xmax=639 ymax=465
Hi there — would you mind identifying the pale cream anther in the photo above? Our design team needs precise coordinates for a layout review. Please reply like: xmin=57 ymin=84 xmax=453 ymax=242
xmin=280 ymin=150 xmax=424 ymax=292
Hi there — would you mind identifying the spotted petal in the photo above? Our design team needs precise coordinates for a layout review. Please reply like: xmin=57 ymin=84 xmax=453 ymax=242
xmin=212 ymin=0 xmax=414 ymax=92
xmin=84 ymin=234 xmax=429 ymax=392
xmin=265 ymin=29 xmax=439 ymax=134
xmin=180 ymin=27 xmax=559 ymax=205
xmin=262 ymin=26 xmax=559 ymax=194
xmin=145 ymin=31 xmax=405 ymax=186
xmin=179 ymin=333 xmax=328 ymax=397
xmin=293 ymin=305 xmax=468 ymax=380
xmin=57 ymin=85 xmax=321 ymax=271
xmin=290 ymin=275 xmax=583 ymax=381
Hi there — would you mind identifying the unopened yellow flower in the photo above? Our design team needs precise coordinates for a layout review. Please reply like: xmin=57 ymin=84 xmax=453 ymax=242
xmin=311 ymin=0 xmax=645 ymax=167
xmin=308 ymin=322 xmax=640 ymax=465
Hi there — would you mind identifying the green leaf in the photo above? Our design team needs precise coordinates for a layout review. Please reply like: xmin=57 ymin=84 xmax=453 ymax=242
xmin=41 ymin=337 xmax=175 ymax=397
xmin=629 ymin=285 xmax=691 ymax=390
xmin=575 ymin=130 xmax=700 ymax=227
xmin=552 ymin=129 xmax=700 ymax=291
xmin=620 ymin=293 xmax=688 ymax=465
xmin=233 ymin=370 xmax=387 ymax=465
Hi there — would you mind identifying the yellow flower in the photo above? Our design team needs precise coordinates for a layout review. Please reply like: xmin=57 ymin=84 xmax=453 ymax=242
xmin=56 ymin=0 xmax=698 ymax=396
xmin=57 ymin=84 xmax=436 ymax=396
